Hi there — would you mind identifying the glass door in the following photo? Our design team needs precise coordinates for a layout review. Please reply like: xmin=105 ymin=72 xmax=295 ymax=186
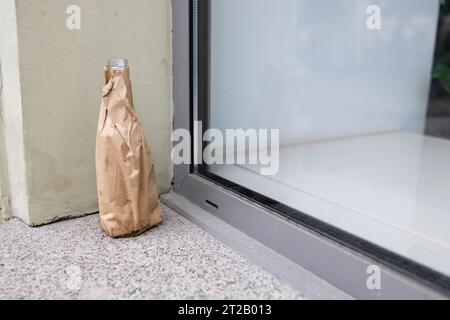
xmin=193 ymin=0 xmax=450 ymax=287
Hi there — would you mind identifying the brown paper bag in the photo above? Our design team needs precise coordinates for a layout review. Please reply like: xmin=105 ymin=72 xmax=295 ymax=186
xmin=96 ymin=66 xmax=162 ymax=238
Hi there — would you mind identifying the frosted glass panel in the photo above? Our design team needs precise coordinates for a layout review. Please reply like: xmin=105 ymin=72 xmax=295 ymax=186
xmin=210 ymin=0 xmax=440 ymax=142
xmin=202 ymin=0 xmax=450 ymax=278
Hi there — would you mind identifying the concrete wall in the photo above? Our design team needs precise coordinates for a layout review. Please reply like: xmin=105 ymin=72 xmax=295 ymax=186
xmin=1 ymin=62 xmax=13 ymax=222
xmin=0 ymin=0 xmax=27 ymax=223
xmin=0 ymin=0 xmax=173 ymax=225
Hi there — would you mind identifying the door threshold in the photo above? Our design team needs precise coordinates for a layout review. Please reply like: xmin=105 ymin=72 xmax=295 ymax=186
xmin=167 ymin=174 xmax=449 ymax=299
xmin=161 ymin=192 xmax=352 ymax=300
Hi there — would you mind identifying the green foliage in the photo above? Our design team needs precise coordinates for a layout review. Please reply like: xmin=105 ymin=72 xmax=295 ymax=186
xmin=433 ymin=0 xmax=450 ymax=93
xmin=433 ymin=64 xmax=450 ymax=93
xmin=442 ymin=0 xmax=450 ymax=13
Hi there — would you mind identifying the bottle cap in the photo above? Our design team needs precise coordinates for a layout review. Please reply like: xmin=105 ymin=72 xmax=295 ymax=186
xmin=108 ymin=59 xmax=128 ymax=71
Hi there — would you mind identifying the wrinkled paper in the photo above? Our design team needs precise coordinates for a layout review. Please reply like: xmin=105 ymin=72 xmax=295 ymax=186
xmin=96 ymin=66 xmax=162 ymax=238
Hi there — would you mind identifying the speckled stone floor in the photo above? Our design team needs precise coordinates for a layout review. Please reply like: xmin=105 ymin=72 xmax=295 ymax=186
xmin=0 ymin=205 xmax=301 ymax=300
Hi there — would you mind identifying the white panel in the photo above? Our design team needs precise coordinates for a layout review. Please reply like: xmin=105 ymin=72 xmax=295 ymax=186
xmin=210 ymin=0 xmax=440 ymax=142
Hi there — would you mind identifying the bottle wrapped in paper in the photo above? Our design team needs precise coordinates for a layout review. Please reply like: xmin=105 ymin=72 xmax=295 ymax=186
xmin=96 ymin=65 xmax=162 ymax=238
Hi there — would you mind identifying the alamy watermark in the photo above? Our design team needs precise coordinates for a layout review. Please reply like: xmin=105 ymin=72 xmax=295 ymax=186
xmin=172 ymin=122 xmax=280 ymax=176
xmin=62 ymin=2 xmax=385 ymax=177
xmin=366 ymin=265 xmax=382 ymax=291
xmin=66 ymin=5 xmax=81 ymax=30
xmin=63 ymin=265 xmax=82 ymax=291
xmin=367 ymin=5 xmax=382 ymax=30
xmin=65 ymin=4 xmax=381 ymax=32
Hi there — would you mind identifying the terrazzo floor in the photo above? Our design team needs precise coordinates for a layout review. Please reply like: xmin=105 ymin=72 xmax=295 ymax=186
xmin=0 ymin=204 xmax=301 ymax=300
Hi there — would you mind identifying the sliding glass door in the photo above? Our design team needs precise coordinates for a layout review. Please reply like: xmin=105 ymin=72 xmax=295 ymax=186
xmin=193 ymin=0 xmax=450 ymax=288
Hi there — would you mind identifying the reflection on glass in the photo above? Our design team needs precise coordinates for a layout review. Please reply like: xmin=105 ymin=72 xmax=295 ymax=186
xmin=427 ymin=2 xmax=450 ymax=139
xmin=202 ymin=0 xmax=450 ymax=277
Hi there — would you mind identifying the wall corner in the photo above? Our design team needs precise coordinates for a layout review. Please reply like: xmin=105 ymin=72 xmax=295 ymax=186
xmin=0 ymin=0 xmax=31 ymax=224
